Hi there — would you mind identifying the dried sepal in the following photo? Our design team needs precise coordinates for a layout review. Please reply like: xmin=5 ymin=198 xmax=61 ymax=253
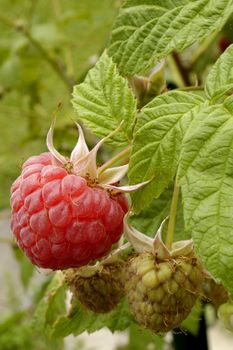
xmin=103 ymin=180 xmax=150 ymax=192
xmin=70 ymin=123 xmax=89 ymax=163
xmin=152 ymin=218 xmax=170 ymax=259
xmin=124 ymin=213 xmax=195 ymax=259
xmin=123 ymin=213 xmax=153 ymax=253
xmin=46 ymin=119 xmax=67 ymax=165
xmin=98 ymin=165 xmax=128 ymax=185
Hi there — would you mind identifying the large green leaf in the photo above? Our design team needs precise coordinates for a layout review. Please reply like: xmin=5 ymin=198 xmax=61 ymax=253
xmin=109 ymin=0 xmax=233 ymax=75
xmin=181 ymin=300 xmax=203 ymax=336
xmin=177 ymin=100 xmax=233 ymax=295
xmin=205 ymin=44 xmax=233 ymax=101
xmin=130 ymin=184 xmax=187 ymax=241
xmin=126 ymin=324 xmax=164 ymax=350
xmin=129 ymin=91 xmax=204 ymax=213
xmin=33 ymin=272 xmax=67 ymax=338
xmin=72 ymin=51 xmax=137 ymax=146
xmin=12 ymin=247 xmax=34 ymax=289
xmin=52 ymin=298 xmax=134 ymax=338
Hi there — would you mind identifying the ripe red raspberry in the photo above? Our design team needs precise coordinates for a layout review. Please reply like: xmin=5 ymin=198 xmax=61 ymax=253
xmin=10 ymin=123 xmax=147 ymax=270
xmin=218 ymin=37 xmax=231 ymax=52
xmin=10 ymin=152 xmax=129 ymax=269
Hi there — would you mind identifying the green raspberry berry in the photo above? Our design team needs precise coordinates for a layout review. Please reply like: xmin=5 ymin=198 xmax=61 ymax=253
xmin=124 ymin=252 xmax=204 ymax=332
xmin=218 ymin=300 xmax=233 ymax=331
xmin=64 ymin=262 xmax=124 ymax=313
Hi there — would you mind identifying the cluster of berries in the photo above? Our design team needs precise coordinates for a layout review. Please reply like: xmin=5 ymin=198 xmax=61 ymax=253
xmin=10 ymin=123 xmax=229 ymax=333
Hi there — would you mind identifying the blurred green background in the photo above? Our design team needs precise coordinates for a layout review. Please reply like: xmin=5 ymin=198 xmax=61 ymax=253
xmin=0 ymin=1 xmax=233 ymax=349
xmin=0 ymin=0 xmax=120 ymax=209
xmin=0 ymin=2 xmax=120 ymax=349
xmin=0 ymin=0 xmax=232 ymax=210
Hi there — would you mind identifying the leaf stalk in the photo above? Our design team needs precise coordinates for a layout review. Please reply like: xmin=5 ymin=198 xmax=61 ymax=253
xmin=98 ymin=145 xmax=131 ymax=175
xmin=166 ymin=181 xmax=180 ymax=250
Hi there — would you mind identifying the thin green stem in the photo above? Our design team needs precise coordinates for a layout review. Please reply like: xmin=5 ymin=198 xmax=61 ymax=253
xmin=167 ymin=55 xmax=186 ymax=88
xmin=177 ymin=85 xmax=204 ymax=92
xmin=172 ymin=52 xmax=191 ymax=87
xmin=0 ymin=13 xmax=75 ymax=91
xmin=98 ymin=145 xmax=131 ymax=174
xmin=189 ymin=31 xmax=218 ymax=67
xmin=166 ymin=181 xmax=180 ymax=250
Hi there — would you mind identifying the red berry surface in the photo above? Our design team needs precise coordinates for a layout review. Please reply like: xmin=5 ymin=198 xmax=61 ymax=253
xmin=218 ymin=37 xmax=231 ymax=52
xmin=10 ymin=152 xmax=128 ymax=269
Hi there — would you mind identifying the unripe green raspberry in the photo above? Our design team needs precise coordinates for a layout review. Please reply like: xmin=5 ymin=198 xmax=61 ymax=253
xmin=218 ymin=300 xmax=233 ymax=331
xmin=64 ymin=262 xmax=124 ymax=313
xmin=124 ymin=252 xmax=204 ymax=332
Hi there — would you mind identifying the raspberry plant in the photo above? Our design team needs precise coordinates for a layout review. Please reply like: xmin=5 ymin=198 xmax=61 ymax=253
xmin=1 ymin=0 xmax=233 ymax=349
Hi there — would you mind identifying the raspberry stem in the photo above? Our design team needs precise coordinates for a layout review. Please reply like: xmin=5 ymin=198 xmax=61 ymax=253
xmin=98 ymin=145 xmax=131 ymax=175
xmin=166 ymin=181 xmax=180 ymax=250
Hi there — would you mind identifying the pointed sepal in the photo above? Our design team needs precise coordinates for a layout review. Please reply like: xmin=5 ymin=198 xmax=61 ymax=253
xmin=73 ymin=122 xmax=124 ymax=180
xmin=70 ymin=123 xmax=89 ymax=163
xmin=125 ymin=215 xmax=196 ymax=259
xmin=123 ymin=213 xmax=153 ymax=253
xmin=103 ymin=180 xmax=150 ymax=192
xmin=46 ymin=119 xmax=67 ymax=165
xmin=171 ymin=239 xmax=194 ymax=258
xmin=102 ymin=242 xmax=131 ymax=265
xmin=98 ymin=164 xmax=128 ymax=185
xmin=152 ymin=217 xmax=171 ymax=259
xmin=73 ymin=142 xmax=100 ymax=179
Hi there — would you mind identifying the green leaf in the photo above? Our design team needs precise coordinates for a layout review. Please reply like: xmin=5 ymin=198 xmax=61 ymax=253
xmin=33 ymin=272 xmax=67 ymax=338
xmin=177 ymin=101 xmax=233 ymax=295
xmin=129 ymin=91 xmax=204 ymax=213
xmin=52 ymin=298 xmax=134 ymax=338
xmin=181 ymin=300 xmax=203 ymax=336
xmin=72 ymin=51 xmax=137 ymax=146
xmin=0 ymin=311 xmax=26 ymax=334
xmin=205 ymin=44 xmax=233 ymax=101
xmin=130 ymin=184 xmax=187 ymax=241
xmin=127 ymin=323 xmax=164 ymax=350
xmin=12 ymin=247 xmax=34 ymax=289
xmin=109 ymin=0 xmax=233 ymax=75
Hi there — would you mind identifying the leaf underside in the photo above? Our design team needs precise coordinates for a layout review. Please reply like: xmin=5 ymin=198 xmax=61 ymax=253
xmin=52 ymin=298 xmax=134 ymax=338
